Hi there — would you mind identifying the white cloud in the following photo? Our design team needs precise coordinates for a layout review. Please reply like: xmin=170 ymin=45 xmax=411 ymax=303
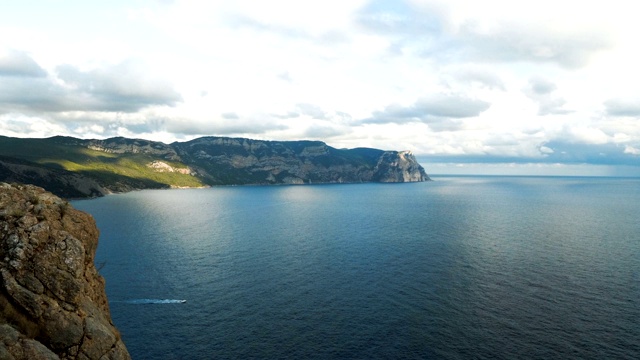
xmin=0 ymin=0 xmax=639 ymax=172
xmin=0 ymin=113 xmax=67 ymax=138
xmin=355 ymin=0 xmax=612 ymax=68
xmin=539 ymin=146 xmax=554 ymax=154
xmin=55 ymin=61 xmax=182 ymax=111
xmin=563 ymin=127 xmax=610 ymax=145
xmin=455 ymin=20 xmax=611 ymax=69
xmin=0 ymin=59 xmax=181 ymax=114
xmin=364 ymin=94 xmax=490 ymax=127
xmin=604 ymin=98 xmax=640 ymax=117
xmin=447 ymin=66 xmax=506 ymax=90
xmin=303 ymin=123 xmax=352 ymax=139
xmin=624 ymin=145 xmax=640 ymax=155
xmin=0 ymin=49 xmax=46 ymax=77
xmin=524 ymin=77 xmax=572 ymax=116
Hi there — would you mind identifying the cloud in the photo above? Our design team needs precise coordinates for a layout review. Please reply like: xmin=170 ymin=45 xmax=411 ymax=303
xmin=0 ymin=60 xmax=181 ymax=114
xmin=164 ymin=116 xmax=287 ymax=136
xmin=355 ymin=0 xmax=446 ymax=37
xmin=55 ymin=61 xmax=182 ymax=112
xmin=295 ymin=103 xmax=329 ymax=120
xmin=524 ymin=77 xmax=571 ymax=115
xmin=411 ymin=94 xmax=491 ymax=118
xmin=0 ymin=114 xmax=68 ymax=138
xmin=230 ymin=15 xmax=311 ymax=40
xmin=0 ymin=111 xmax=169 ymax=140
xmin=303 ymin=124 xmax=351 ymax=139
xmin=528 ymin=77 xmax=556 ymax=95
xmin=45 ymin=111 xmax=168 ymax=137
xmin=271 ymin=111 xmax=301 ymax=119
xmin=271 ymin=105 xmax=354 ymax=129
xmin=537 ymin=98 xmax=571 ymax=116
xmin=20 ymin=110 xmax=289 ymax=139
xmin=539 ymin=145 xmax=554 ymax=154
xmin=0 ymin=77 xmax=72 ymax=113
xmin=354 ymin=0 xmax=611 ymax=69
xmin=227 ymin=12 xmax=350 ymax=47
xmin=560 ymin=126 xmax=609 ymax=145
xmin=221 ymin=112 xmax=240 ymax=120
xmin=624 ymin=145 xmax=640 ymax=155
xmin=451 ymin=67 xmax=506 ymax=90
xmin=517 ymin=126 xmax=640 ymax=165
xmin=456 ymin=21 xmax=612 ymax=69
xmin=604 ymin=98 xmax=640 ymax=117
xmin=420 ymin=141 xmax=639 ymax=166
xmin=363 ymin=94 xmax=490 ymax=128
xmin=540 ymin=141 xmax=638 ymax=165
xmin=0 ymin=49 xmax=47 ymax=77
xmin=355 ymin=0 xmax=451 ymax=58
xmin=278 ymin=71 xmax=293 ymax=82
xmin=0 ymin=0 xmax=637 ymax=173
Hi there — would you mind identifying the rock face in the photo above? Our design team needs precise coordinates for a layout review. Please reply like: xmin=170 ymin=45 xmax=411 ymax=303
xmin=373 ymin=151 xmax=427 ymax=182
xmin=0 ymin=135 xmax=430 ymax=198
xmin=173 ymin=137 xmax=430 ymax=185
xmin=0 ymin=183 xmax=130 ymax=360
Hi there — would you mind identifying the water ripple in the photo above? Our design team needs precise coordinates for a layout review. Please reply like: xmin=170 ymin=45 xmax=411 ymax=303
xmin=72 ymin=177 xmax=640 ymax=359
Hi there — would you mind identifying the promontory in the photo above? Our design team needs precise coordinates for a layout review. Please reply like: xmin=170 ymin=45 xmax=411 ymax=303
xmin=0 ymin=136 xmax=430 ymax=198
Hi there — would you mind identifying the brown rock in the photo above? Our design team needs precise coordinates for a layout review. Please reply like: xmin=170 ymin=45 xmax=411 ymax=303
xmin=0 ymin=183 xmax=130 ymax=360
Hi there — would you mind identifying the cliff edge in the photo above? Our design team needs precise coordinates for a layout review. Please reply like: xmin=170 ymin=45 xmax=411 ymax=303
xmin=0 ymin=136 xmax=430 ymax=198
xmin=0 ymin=183 xmax=130 ymax=360
xmin=173 ymin=137 xmax=430 ymax=185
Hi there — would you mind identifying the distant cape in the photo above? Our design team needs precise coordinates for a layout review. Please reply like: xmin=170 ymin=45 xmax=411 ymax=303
xmin=0 ymin=135 xmax=430 ymax=198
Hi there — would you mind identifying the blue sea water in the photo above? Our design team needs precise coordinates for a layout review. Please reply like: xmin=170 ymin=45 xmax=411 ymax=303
xmin=72 ymin=176 xmax=640 ymax=359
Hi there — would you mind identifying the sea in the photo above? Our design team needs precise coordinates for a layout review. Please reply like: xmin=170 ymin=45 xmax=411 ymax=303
xmin=71 ymin=176 xmax=640 ymax=360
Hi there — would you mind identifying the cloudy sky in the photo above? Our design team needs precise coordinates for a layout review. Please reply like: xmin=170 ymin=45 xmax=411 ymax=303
xmin=1 ymin=0 xmax=639 ymax=175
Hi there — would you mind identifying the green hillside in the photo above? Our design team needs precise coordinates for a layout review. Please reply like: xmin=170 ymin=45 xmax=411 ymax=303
xmin=0 ymin=135 xmax=429 ymax=198
xmin=0 ymin=136 xmax=206 ymax=192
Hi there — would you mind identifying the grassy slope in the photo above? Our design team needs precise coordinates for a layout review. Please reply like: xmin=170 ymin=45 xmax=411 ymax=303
xmin=0 ymin=137 xmax=205 ymax=189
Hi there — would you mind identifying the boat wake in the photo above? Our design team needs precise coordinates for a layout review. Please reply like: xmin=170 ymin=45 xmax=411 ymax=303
xmin=113 ymin=299 xmax=187 ymax=304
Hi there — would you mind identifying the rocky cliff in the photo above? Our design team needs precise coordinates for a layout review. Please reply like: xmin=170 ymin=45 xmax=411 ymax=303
xmin=0 ymin=183 xmax=130 ymax=359
xmin=173 ymin=137 xmax=430 ymax=185
xmin=0 ymin=135 xmax=430 ymax=198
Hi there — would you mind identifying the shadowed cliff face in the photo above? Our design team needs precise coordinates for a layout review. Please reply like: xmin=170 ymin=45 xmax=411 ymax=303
xmin=0 ymin=183 xmax=130 ymax=360
xmin=173 ymin=137 xmax=430 ymax=185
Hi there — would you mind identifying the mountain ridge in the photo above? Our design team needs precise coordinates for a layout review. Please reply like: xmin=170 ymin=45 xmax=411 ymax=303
xmin=0 ymin=135 xmax=430 ymax=198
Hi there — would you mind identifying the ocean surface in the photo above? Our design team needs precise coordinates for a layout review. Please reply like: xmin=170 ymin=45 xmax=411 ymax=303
xmin=72 ymin=176 xmax=640 ymax=359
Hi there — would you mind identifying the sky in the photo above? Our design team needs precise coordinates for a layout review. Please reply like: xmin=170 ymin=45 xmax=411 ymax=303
xmin=0 ymin=0 xmax=639 ymax=176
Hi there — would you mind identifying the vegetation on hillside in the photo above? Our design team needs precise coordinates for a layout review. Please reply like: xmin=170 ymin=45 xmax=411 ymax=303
xmin=0 ymin=136 xmax=206 ymax=194
xmin=0 ymin=135 xmax=429 ymax=198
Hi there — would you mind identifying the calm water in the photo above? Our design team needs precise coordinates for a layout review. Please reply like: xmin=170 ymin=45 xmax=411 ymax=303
xmin=72 ymin=176 xmax=640 ymax=359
